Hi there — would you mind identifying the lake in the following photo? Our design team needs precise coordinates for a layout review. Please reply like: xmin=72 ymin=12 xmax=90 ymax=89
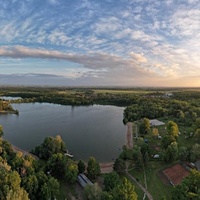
xmin=0 ymin=103 xmax=126 ymax=162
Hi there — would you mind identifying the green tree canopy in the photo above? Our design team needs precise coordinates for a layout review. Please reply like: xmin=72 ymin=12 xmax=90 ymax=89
xmin=172 ymin=170 xmax=200 ymax=200
xmin=103 ymin=172 xmax=120 ymax=192
xmin=112 ymin=177 xmax=138 ymax=200
xmin=0 ymin=125 xmax=3 ymax=137
xmin=113 ymin=158 xmax=126 ymax=174
xmin=78 ymin=160 xmax=85 ymax=173
xmin=87 ymin=157 xmax=100 ymax=180
xmin=139 ymin=118 xmax=150 ymax=134
xmin=166 ymin=121 xmax=179 ymax=138
xmin=0 ymin=164 xmax=29 ymax=200
xmin=46 ymin=153 xmax=68 ymax=179
xmin=194 ymin=129 xmax=200 ymax=142
xmin=33 ymin=135 xmax=66 ymax=160
xmin=164 ymin=142 xmax=178 ymax=163
xmin=66 ymin=162 xmax=78 ymax=183
xmin=84 ymin=183 xmax=102 ymax=200
xmin=161 ymin=135 xmax=176 ymax=149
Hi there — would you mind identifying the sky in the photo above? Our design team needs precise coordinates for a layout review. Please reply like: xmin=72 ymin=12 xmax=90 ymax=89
xmin=0 ymin=0 xmax=200 ymax=87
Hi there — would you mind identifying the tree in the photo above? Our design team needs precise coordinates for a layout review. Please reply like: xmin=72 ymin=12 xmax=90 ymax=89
xmin=6 ymin=187 xmax=29 ymax=200
xmin=151 ymin=128 xmax=159 ymax=138
xmin=101 ymin=191 xmax=114 ymax=200
xmin=87 ymin=157 xmax=100 ymax=180
xmin=0 ymin=165 xmax=29 ymax=200
xmin=164 ymin=142 xmax=178 ymax=163
xmin=36 ymin=171 xmax=59 ymax=200
xmin=194 ymin=129 xmax=200 ymax=142
xmin=10 ymin=152 xmax=24 ymax=172
xmin=113 ymin=158 xmax=126 ymax=174
xmin=161 ymin=135 xmax=176 ymax=149
xmin=171 ymin=184 xmax=188 ymax=200
xmin=46 ymin=177 xmax=60 ymax=199
xmin=84 ymin=183 xmax=102 ymax=200
xmin=46 ymin=153 xmax=68 ymax=179
xmin=33 ymin=135 xmax=66 ymax=160
xmin=104 ymin=172 xmax=120 ymax=192
xmin=120 ymin=145 xmax=133 ymax=160
xmin=179 ymin=146 xmax=189 ymax=161
xmin=172 ymin=170 xmax=200 ymax=200
xmin=113 ymin=177 xmax=138 ymax=200
xmin=189 ymin=143 xmax=200 ymax=161
xmin=132 ymin=146 xmax=144 ymax=170
xmin=66 ymin=162 xmax=78 ymax=183
xmin=139 ymin=118 xmax=150 ymax=134
xmin=21 ymin=175 xmax=38 ymax=200
xmin=0 ymin=125 xmax=3 ymax=137
xmin=193 ymin=117 xmax=200 ymax=132
xmin=78 ymin=160 xmax=85 ymax=173
xmin=166 ymin=121 xmax=179 ymax=138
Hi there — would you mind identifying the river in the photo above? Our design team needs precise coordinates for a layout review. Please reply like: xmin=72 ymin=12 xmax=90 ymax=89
xmin=0 ymin=102 xmax=126 ymax=162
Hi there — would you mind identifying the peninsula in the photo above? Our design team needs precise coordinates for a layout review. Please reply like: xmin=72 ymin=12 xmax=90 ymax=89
xmin=0 ymin=99 xmax=18 ymax=114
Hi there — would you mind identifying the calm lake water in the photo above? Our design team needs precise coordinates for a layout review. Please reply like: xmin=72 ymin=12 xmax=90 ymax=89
xmin=0 ymin=103 xmax=126 ymax=162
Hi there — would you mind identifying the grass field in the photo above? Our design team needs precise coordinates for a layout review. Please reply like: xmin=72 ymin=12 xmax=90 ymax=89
xmin=125 ymin=174 xmax=147 ymax=200
xmin=129 ymin=161 xmax=173 ymax=200
xmin=92 ymin=89 xmax=150 ymax=94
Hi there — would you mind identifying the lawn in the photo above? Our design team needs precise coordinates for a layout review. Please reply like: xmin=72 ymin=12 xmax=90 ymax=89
xmin=125 ymin=174 xmax=147 ymax=200
xmin=129 ymin=161 xmax=173 ymax=200
xmin=146 ymin=161 xmax=173 ymax=200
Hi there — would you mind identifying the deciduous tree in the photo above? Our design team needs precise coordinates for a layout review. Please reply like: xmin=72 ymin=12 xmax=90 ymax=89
xmin=78 ymin=160 xmax=85 ymax=173
xmin=0 ymin=125 xmax=3 ymax=137
xmin=194 ymin=129 xmax=200 ymax=142
xmin=46 ymin=153 xmax=68 ymax=179
xmin=166 ymin=121 xmax=179 ymax=138
xmin=113 ymin=158 xmax=126 ymax=174
xmin=84 ymin=183 xmax=102 ymax=200
xmin=113 ymin=178 xmax=138 ymax=200
xmin=66 ymin=162 xmax=78 ymax=183
xmin=104 ymin=172 xmax=120 ymax=192
xmin=87 ymin=157 xmax=100 ymax=180
xmin=172 ymin=170 xmax=200 ymax=200
xmin=164 ymin=142 xmax=178 ymax=163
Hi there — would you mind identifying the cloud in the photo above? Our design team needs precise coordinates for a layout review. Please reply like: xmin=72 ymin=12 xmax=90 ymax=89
xmin=130 ymin=52 xmax=148 ymax=63
xmin=169 ymin=8 xmax=200 ymax=37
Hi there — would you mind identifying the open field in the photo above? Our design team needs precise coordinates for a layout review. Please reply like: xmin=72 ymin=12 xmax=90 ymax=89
xmin=129 ymin=161 xmax=174 ymax=200
xmin=92 ymin=89 xmax=150 ymax=94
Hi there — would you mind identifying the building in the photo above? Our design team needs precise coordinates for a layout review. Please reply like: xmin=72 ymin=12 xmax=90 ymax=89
xmin=77 ymin=173 xmax=93 ymax=188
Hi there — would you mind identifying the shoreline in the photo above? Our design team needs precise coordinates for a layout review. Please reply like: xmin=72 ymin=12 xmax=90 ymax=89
xmin=0 ymin=110 xmax=18 ymax=114
xmin=126 ymin=122 xmax=133 ymax=148
xmin=2 ymin=138 xmax=114 ymax=173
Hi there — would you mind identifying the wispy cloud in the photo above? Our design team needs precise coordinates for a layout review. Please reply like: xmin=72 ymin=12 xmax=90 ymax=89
xmin=0 ymin=0 xmax=199 ymax=86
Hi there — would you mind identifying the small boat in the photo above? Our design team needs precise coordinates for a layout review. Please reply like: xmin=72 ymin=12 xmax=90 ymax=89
xmin=64 ymin=150 xmax=74 ymax=158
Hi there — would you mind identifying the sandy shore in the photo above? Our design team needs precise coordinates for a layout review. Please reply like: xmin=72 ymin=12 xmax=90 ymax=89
xmin=126 ymin=122 xmax=133 ymax=149
xmin=99 ymin=162 xmax=114 ymax=173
